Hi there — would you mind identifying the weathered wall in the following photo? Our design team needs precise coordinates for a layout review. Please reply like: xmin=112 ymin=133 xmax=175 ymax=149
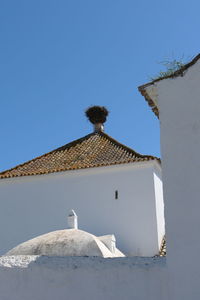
xmin=0 ymin=256 xmax=167 ymax=300
xmin=0 ymin=161 xmax=164 ymax=257
xmin=152 ymin=59 xmax=200 ymax=300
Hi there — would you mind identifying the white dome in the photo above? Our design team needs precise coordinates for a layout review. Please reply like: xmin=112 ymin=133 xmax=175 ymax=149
xmin=5 ymin=229 xmax=125 ymax=258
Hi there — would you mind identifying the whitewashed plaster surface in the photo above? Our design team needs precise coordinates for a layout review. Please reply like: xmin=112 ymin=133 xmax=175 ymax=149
xmin=146 ymin=58 xmax=200 ymax=300
xmin=0 ymin=256 xmax=167 ymax=300
xmin=0 ymin=161 xmax=164 ymax=257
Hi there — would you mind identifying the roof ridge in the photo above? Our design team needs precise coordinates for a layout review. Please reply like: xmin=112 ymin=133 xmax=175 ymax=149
xmin=138 ymin=53 xmax=200 ymax=90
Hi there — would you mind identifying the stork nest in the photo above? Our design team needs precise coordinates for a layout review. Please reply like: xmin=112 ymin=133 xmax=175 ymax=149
xmin=85 ymin=106 xmax=109 ymax=124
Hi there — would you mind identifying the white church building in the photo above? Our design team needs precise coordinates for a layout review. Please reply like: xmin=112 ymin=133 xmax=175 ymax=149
xmin=2 ymin=51 xmax=200 ymax=299
xmin=0 ymin=106 xmax=164 ymax=257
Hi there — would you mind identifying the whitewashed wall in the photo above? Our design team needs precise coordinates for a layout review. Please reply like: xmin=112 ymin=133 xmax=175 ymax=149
xmin=146 ymin=59 xmax=200 ymax=299
xmin=154 ymin=172 xmax=165 ymax=247
xmin=0 ymin=161 xmax=164 ymax=257
xmin=0 ymin=256 xmax=167 ymax=300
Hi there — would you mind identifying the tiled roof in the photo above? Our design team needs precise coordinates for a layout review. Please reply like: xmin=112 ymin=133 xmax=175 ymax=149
xmin=138 ymin=54 xmax=200 ymax=118
xmin=0 ymin=131 xmax=159 ymax=179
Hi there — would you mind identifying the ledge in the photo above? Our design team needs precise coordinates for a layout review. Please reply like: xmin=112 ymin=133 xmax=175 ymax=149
xmin=0 ymin=255 xmax=166 ymax=269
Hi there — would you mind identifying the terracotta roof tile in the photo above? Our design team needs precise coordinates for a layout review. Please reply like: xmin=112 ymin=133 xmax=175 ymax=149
xmin=0 ymin=132 xmax=159 ymax=179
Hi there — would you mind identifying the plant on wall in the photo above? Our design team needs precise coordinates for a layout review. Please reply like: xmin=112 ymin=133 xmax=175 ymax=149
xmin=150 ymin=56 xmax=191 ymax=81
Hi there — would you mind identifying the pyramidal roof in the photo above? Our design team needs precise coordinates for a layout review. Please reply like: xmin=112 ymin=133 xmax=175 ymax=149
xmin=0 ymin=131 xmax=159 ymax=179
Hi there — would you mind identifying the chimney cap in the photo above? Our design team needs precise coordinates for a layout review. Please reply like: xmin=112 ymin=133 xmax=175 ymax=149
xmin=68 ymin=209 xmax=77 ymax=217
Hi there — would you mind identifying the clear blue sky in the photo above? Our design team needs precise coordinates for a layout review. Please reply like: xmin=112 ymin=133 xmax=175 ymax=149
xmin=0 ymin=0 xmax=199 ymax=171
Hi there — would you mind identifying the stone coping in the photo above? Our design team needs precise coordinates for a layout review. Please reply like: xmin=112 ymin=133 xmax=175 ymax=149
xmin=0 ymin=255 xmax=166 ymax=269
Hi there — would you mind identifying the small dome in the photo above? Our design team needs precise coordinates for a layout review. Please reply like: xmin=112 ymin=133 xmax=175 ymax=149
xmin=5 ymin=229 xmax=124 ymax=258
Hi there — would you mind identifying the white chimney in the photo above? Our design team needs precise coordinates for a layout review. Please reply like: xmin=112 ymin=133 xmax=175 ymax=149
xmin=68 ymin=210 xmax=78 ymax=229
xmin=94 ymin=123 xmax=104 ymax=132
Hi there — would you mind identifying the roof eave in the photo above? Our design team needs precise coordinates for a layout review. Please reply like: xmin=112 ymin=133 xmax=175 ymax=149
xmin=138 ymin=84 xmax=159 ymax=118
xmin=0 ymin=158 xmax=160 ymax=180
xmin=138 ymin=53 xmax=200 ymax=118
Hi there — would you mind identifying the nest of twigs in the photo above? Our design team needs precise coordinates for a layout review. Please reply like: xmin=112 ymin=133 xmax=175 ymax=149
xmin=85 ymin=106 xmax=109 ymax=124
